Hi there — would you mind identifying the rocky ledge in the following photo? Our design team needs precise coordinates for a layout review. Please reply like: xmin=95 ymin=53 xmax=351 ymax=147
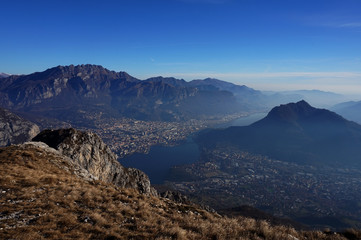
xmin=32 ymin=128 xmax=156 ymax=195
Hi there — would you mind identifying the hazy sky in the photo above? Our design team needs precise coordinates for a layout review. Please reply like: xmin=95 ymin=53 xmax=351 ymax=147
xmin=2 ymin=0 xmax=361 ymax=94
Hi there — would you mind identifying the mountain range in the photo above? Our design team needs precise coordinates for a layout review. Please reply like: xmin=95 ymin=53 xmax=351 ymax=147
xmin=0 ymin=65 xmax=268 ymax=126
xmin=263 ymin=90 xmax=348 ymax=108
xmin=2 ymin=64 xmax=350 ymax=128
xmin=331 ymin=100 xmax=361 ymax=124
xmin=196 ymin=100 xmax=361 ymax=168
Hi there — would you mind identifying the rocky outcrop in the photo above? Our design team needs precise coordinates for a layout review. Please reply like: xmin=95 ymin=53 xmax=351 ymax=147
xmin=0 ymin=107 xmax=40 ymax=146
xmin=160 ymin=190 xmax=190 ymax=204
xmin=32 ymin=128 xmax=156 ymax=195
xmin=13 ymin=141 xmax=97 ymax=181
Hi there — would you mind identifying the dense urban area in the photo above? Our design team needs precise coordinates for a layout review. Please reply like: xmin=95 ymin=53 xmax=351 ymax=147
xmin=165 ymin=147 xmax=361 ymax=229
xmin=79 ymin=114 xmax=244 ymax=158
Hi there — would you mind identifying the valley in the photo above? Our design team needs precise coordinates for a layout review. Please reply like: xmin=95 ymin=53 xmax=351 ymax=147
xmin=77 ymin=112 xmax=244 ymax=158
xmin=3 ymin=0 xmax=361 ymax=238
xmin=165 ymin=147 xmax=361 ymax=230
xmin=2 ymin=65 xmax=361 ymax=235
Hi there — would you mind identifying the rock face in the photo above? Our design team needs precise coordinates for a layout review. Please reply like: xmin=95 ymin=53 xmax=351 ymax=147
xmin=33 ymin=128 xmax=156 ymax=195
xmin=12 ymin=141 xmax=97 ymax=181
xmin=0 ymin=107 xmax=40 ymax=146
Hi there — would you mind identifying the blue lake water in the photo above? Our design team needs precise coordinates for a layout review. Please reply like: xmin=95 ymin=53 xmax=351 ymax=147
xmin=119 ymin=136 xmax=200 ymax=184
xmin=119 ymin=113 xmax=267 ymax=184
xmin=215 ymin=112 xmax=267 ymax=128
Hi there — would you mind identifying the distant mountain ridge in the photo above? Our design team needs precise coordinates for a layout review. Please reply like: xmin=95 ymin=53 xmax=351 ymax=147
xmin=0 ymin=64 xmax=349 ymax=126
xmin=196 ymin=100 xmax=361 ymax=168
xmin=0 ymin=64 xmax=265 ymax=125
xmin=145 ymin=75 xmax=267 ymax=112
xmin=331 ymin=100 xmax=361 ymax=124
xmin=279 ymin=90 xmax=346 ymax=108
xmin=0 ymin=73 xmax=11 ymax=78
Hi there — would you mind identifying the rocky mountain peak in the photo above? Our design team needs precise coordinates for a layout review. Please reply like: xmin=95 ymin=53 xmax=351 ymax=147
xmin=46 ymin=64 xmax=138 ymax=83
xmin=33 ymin=128 xmax=156 ymax=195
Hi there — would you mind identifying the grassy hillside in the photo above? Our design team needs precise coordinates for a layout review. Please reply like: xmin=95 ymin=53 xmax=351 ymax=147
xmin=1 ymin=144 xmax=360 ymax=239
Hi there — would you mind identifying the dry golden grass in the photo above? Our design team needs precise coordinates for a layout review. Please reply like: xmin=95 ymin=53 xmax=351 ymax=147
xmin=1 ymin=144 xmax=361 ymax=240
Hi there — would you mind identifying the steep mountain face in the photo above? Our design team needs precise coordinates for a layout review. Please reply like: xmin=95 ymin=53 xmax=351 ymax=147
xmin=32 ymin=128 xmax=156 ymax=195
xmin=0 ymin=107 xmax=40 ymax=146
xmin=331 ymin=100 xmax=361 ymax=124
xmin=0 ymin=65 xmax=252 ymax=124
xmin=0 ymin=65 xmax=138 ymax=122
xmin=196 ymin=100 xmax=361 ymax=167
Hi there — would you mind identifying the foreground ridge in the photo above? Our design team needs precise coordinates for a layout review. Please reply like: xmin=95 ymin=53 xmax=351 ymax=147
xmin=0 ymin=134 xmax=360 ymax=239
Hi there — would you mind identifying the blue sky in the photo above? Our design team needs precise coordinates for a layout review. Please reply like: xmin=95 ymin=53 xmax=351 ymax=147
xmin=1 ymin=0 xmax=361 ymax=94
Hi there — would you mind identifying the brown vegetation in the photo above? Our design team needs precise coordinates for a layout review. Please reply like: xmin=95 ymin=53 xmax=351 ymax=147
xmin=1 ymin=144 xmax=361 ymax=239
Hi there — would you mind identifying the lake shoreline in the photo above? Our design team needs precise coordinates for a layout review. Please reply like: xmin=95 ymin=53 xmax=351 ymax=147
xmin=119 ymin=112 xmax=267 ymax=184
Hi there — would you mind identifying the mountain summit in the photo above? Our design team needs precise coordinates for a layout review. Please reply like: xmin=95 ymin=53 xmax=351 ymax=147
xmin=197 ymin=101 xmax=361 ymax=167
xmin=254 ymin=100 xmax=347 ymax=128
xmin=263 ymin=100 xmax=316 ymax=122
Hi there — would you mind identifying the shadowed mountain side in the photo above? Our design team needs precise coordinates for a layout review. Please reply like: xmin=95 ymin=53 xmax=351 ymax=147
xmin=196 ymin=100 xmax=361 ymax=167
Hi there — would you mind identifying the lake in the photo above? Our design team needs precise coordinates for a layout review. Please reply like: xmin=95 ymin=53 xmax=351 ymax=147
xmin=119 ymin=135 xmax=200 ymax=184
xmin=215 ymin=112 xmax=267 ymax=128
xmin=119 ymin=113 xmax=267 ymax=184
